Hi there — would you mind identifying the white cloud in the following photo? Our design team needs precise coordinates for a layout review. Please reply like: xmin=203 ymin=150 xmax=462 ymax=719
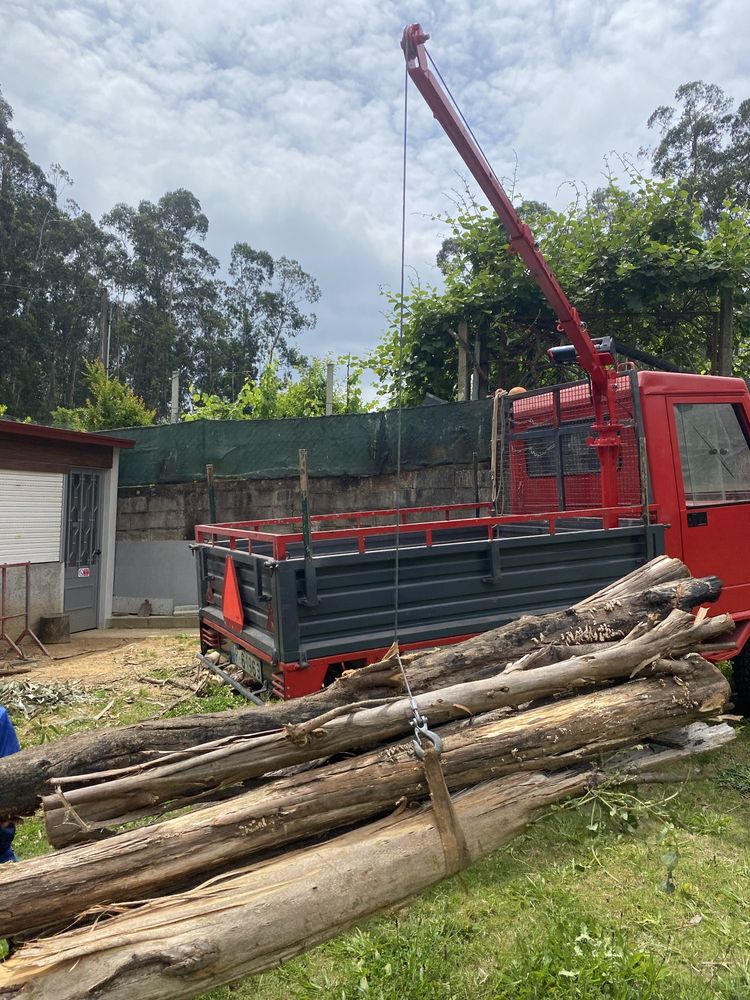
xmin=2 ymin=0 xmax=749 ymax=370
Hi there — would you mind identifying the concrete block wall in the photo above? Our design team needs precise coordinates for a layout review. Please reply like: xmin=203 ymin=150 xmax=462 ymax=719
xmin=116 ymin=464 xmax=493 ymax=543
xmin=2 ymin=562 xmax=63 ymax=639
xmin=113 ymin=464 xmax=492 ymax=608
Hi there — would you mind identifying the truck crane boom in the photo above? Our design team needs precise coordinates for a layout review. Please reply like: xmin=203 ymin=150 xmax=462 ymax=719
xmin=401 ymin=23 xmax=610 ymax=392
xmin=400 ymin=23 xmax=623 ymax=514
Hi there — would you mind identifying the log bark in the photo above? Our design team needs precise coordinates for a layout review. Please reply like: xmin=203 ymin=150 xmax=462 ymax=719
xmin=0 ymin=565 xmax=721 ymax=818
xmin=0 ymin=721 xmax=735 ymax=1000
xmin=0 ymin=657 xmax=729 ymax=938
xmin=571 ymin=554 xmax=690 ymax=608
xmin=43 ymin=609 xmax=733 ymax=844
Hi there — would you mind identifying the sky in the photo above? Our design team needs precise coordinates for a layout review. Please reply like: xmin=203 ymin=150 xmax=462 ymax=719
xmin=2 ymin=0 xmax=750 ymax=381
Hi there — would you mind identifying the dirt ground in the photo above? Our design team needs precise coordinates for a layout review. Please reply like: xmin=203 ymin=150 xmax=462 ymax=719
xmin=1 ymin=632 xmax=200 ymax=688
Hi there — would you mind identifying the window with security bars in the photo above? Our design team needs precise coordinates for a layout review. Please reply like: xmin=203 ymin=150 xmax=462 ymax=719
xmin=65 ymin=471 xmax=101 ymax=567
xmin=674 ymin=403 xmax=750 ymax=506
xmin=494 ymin=377 xmax=642 ymax=515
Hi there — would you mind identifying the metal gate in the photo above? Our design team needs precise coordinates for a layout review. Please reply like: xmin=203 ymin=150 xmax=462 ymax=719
xmin=64 ymin=470 xmax=102 ymax=632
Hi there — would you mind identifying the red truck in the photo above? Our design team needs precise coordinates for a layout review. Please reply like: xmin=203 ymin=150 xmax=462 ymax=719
xmin=194 ymin=25 xmax=750 ymax=708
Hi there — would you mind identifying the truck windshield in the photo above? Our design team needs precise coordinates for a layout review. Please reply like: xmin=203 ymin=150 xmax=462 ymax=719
xmin=675 ymin=403 xmax=750 ymax=505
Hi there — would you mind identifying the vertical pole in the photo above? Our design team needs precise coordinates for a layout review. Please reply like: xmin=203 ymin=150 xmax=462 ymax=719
xmin=718 ymin=290 xmax=734 ymax=376
xmin=478 ymin=329 xmax=489 ymax=399
xmin=709 ymin=312 xmax=720 ymax=375
xmin=106 ymin=302 xmax=113 ymax=371
xmin=457 ymin=321 xmax=470 ymax=401
xmin=471 ymin=329 xmax=480 ymax=400
xmin=298 ymin=449 xmax=318 ymax=606
xmin=472 ymin=450 xmax=480 ymax=517
xmin=170 ymin=370 xmax=180 ymax=423
xmin=490 ymin=390 xmax=502 ymax=514
xmin=325 ymin=362 xmax=334 ymax=416
xmin=205 ymin=464 xmax=217 ymax=524
xmin=98 ymin=288 xmax=109 ymax=369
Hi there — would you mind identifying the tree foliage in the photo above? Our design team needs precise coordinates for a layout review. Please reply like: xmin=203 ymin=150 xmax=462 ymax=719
xmin=51 ymin=359 xmax=155 ymax=431
xmin=0 ymin=90 xmax=321 ymax=423
xmin=645 ymin=81 xmax=750 ymax=228
xmin=369 ymin=174 xmax=750 ymax=405
xmin=182 ymin=358 xmax=365 ymax=421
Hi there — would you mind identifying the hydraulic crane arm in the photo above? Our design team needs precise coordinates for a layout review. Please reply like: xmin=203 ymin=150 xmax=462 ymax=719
xmin=402 ymin=23 xmax=625 ymax=522
xmin=401 ymin=23 xmax=609 ymax=394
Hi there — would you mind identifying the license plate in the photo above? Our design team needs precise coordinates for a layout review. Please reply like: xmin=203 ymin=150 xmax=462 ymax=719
xmin=235 ymin=647 xmax=264 ymax=684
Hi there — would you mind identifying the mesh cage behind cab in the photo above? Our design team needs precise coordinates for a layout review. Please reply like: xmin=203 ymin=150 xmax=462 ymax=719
xmin=494 ymin=376 xmax=641 ymax=516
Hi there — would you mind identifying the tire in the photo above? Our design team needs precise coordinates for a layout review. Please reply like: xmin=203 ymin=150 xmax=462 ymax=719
xmin=731 ymin=645 xmax=750 ymax=716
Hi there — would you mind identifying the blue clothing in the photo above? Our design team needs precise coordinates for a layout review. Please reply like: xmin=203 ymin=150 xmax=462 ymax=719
xmin=0 ymin=707 xmax=20 ymax=757
xmin=0 ymin=827 xmax=15 ymax=863
xmin=0 ymin=705 xmax=19 ymax=863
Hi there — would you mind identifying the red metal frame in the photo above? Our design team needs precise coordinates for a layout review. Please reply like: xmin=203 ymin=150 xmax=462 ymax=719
xmin=0 ymin=562 xmax=50 ymax=660
xmin=400 ymin=23 xmax=623 ymax=523
xmin=199 ymin=498 xmax=659 ymax=699
xmin=196 ymin=502 xmax=657 ymax=560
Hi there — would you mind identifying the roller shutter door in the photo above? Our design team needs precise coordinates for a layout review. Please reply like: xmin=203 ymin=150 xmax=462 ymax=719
xmin=0 ymin=471 xmax=64 ymax=563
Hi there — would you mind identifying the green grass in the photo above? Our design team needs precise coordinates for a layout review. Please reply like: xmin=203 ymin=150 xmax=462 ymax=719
xmin=198 ymin=727 xmax=750 ymax=1000
xmin=5 ymin=662 xmax=750 ymax=1000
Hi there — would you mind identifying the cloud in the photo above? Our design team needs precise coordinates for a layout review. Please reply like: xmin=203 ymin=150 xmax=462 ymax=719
xmin=3 ymin=0 xmax=750 ymax=372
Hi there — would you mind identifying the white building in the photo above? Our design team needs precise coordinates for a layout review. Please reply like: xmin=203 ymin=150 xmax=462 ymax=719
xmin=0 ymin=419 xmax=133 ymax=637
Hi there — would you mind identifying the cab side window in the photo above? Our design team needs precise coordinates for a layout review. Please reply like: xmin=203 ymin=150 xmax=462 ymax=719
xmin=674 ymin=403 xmax=750 ymax=505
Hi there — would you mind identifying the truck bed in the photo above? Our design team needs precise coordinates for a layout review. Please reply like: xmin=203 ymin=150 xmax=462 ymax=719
xmin=195 ymin=504 xmax=664 ymax=698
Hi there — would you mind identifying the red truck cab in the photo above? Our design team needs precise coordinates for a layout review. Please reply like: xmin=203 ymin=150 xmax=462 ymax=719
xmin=639 ymin=371 xmax=750 ymax=633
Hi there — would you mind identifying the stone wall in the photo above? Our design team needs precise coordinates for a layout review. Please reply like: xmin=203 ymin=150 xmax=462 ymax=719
xmin=113 ymin=464 xmax=492 ymax=608
xmin=116 ymin=464 xmax=492 ymax=542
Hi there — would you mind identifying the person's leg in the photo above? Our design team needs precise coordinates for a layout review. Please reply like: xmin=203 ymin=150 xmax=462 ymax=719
xmin=0 ymin=822 xmax=16 ymax=862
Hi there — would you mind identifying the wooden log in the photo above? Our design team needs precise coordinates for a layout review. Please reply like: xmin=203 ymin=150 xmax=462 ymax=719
xmin=43 ymin=609 xmax=733 ymax=844
xmin=0 ymin=721 xmax=735 ymax=1000
xmin=0 ymin=657 xmax=729 ymax=938
xmin=335 ymin=573 xmax=723 ymax=697
xmin=571 ymin=554 xmax=689 ymax=609
xmin=0 ymin=566 xmax=721 ymax=818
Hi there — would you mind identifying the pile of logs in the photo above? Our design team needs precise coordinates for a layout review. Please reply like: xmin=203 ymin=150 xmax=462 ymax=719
xmin=0 ymin=557 xmax=737 ymax=1000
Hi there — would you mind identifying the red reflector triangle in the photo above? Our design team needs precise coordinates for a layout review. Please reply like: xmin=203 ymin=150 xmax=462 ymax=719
xmin=222 ymin=557 xmax=244 ymax=632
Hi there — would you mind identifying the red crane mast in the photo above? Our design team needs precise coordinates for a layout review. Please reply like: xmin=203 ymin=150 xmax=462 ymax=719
xmin=401 ymin=23 xmax=623 ymax=514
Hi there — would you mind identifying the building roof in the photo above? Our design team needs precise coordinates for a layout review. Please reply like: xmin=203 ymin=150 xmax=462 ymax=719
xmin=0 ymin=419 xmax=135 ymax=449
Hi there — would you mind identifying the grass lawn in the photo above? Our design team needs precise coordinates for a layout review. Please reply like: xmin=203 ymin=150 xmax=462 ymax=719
xmin=197 ymin=727 xmax=750 ymax=1000
xmin=4 ymin=646 xmax=750 ymax=999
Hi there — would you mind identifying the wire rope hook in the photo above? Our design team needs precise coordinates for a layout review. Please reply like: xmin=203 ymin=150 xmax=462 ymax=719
xmin=410 ymin=706 xmax=443 ymax=760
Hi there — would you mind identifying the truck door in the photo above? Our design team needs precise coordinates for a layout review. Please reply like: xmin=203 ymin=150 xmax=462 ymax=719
xmin=668 ymin=398 xmax=750 ymax=614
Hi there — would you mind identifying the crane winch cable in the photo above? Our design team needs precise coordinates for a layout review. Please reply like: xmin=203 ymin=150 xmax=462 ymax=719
xmin=424 ymin=49 xmax=501 ymax=192
xmin=391 ymin=58 xmax=442 ymax=758
xmin=392 ymin=32 xmax=474 ymax=873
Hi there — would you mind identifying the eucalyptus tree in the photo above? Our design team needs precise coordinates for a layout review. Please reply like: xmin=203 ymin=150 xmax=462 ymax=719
xmin=100 ymin=189 xmax=221 ymax=416
xmin=645 ymin=82 xmax=750 ymax=373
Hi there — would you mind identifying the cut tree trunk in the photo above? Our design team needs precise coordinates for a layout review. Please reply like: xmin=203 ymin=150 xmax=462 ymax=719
xmin=0 ymin=656 xmax=729 ymax=938
xmin=0 ymin=723 xmax=735 ymax=1000
xmin=43 ymin=608 xmax=733 ymax=844
xmin=0 ymin=560 xmax=721 ymax=818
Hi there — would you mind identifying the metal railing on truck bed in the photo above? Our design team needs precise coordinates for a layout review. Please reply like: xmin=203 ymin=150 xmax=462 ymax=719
xmin=194 ymin=502 xmax=664 ymax=699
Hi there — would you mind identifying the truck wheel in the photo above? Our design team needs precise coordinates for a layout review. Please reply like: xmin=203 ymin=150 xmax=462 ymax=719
xmin=731 ymin=647 xmax=750 ymax=716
